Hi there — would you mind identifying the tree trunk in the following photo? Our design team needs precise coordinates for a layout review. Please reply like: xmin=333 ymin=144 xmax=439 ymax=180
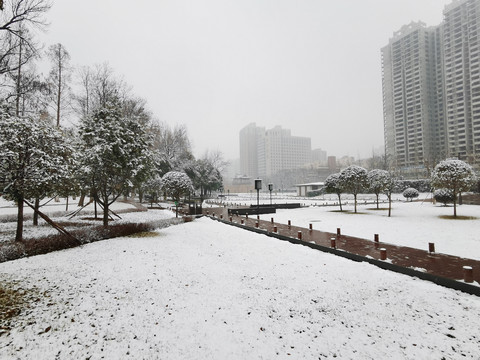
xmin=33 ymin=197 xmax=40 ymax=226
xmin=78 ymin=192 xmax=85 ymax=207
xmin=388 ymin=194 xmax=392 ymax=217
xmin=15 ymin=195 xmax=24 ymax=242
xmin=337 ymin=193 xmax=343 ymax=211
xmin=376 ymin=193 xmax=379 ymax=209
xmin=65 ymin=196 xmax=69 ymax=212
xmin=103 ymin=200 xmax=109 ymax=227
xmin=354 ymin=194 xmax=357 ymax=213
xmin=453 ymin=192 xmax=457 ymax=218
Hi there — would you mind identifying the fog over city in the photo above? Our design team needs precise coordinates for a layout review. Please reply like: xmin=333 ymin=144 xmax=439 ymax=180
xmin=40 ymin=0 xmax=452 ymax=160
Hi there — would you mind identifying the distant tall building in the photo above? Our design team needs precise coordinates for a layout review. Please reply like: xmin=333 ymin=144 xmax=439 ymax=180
xmin=239 ymin=123 xmax=264 ymax=178
xmin=239 ymin=123 xmax=311 ymax=178
xmin=382 ymin=0 xmax=480 ymax=170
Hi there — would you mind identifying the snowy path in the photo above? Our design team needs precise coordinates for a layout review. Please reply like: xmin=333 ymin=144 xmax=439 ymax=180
xmin=1 ymin=218 xmax=480 ymax=359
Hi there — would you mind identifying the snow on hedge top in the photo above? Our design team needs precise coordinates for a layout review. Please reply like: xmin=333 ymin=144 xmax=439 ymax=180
xmin=431 ymin=159 xmax=476 ymax=192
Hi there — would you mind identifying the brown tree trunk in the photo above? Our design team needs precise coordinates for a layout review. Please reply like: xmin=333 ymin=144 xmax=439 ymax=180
xmin=103 ymin=200 xmax=109 ymax=227
xmin=33 ymin=197 xmax=40 ymax=226
xmin=15 ymin=195 xmax=24 ymax=242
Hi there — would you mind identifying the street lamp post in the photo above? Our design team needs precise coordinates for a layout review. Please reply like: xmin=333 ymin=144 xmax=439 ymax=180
xmin=268 ymin=183 xmax=273 ymax=205
xmin=254 ymin=179 xmax=262 ymax=215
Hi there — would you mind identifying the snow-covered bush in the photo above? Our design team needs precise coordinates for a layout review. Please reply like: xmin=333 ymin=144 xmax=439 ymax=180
xmin=431 ymin=159 xmax=477 ymax=217
xmin=433 ymin=188 xmax=455 ymax=206
xmin=402 ymin=188 xmax=419 ymax=202
xmin=339 ymin=165 xmax=368 ymax=213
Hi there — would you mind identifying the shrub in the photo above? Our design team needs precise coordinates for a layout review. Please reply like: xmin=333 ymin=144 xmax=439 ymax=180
xmin=403 ymin=188 xmax=419 ymax=201
xmin=433 ymin=189 xmax=455 ymax=206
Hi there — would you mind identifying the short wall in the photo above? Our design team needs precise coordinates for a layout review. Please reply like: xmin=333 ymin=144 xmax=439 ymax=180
xmin=209 ymin=217 xmax=480 ymax=297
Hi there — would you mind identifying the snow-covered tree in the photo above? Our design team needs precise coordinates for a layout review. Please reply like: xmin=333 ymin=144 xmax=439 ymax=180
xmin=367 ymin=169 xmax=390 ymax=209
xmin=433 ymin=188 xmax=455 ymax=206
xmin=339 ymin=165 xmax=368 ymax=213
xmin=141 ymin=175 xmax=163 ymax=208
xmin=402 ymin=188 xmax=419 ymax=202
xmin=149 ymin=121 xmax=194 ymax=174
xmin=0 ymin=111 xmax=73 ymax=241
xmin=77 ymin=100 xmax=153 ymax=226
xmin=186 ymin=152 xmax=225 ymax=201
xmin=162 ymin=171 xmax=193 ymax=217
xmin=431 ymin=159 xmax=477 ymax=217
xmin=324 ymin=173 xmax=344 ymax=211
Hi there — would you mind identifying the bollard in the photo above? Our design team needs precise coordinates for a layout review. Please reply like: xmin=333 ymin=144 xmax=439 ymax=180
xmin=273 ymin=225 xmax=278 ymax=233
xmin=255 ymin=221 xmax=259 ymax=228
xmin=374 ymin=234 xmax=379 ymax=243
xmin=220 ymin=214 xmax=223 ymax=220
xmin=463 ymin=266 xmax=473 ymax=283
xmin=297 ymin=231 xmax=302 ymax=240
xmin=288 ymin=220 xmax=291 ymax=228
xmin=257 ymin=215 xmax=260 ymax=220
xmin=246 ymin=213 xmax=248 ymax=219
xmin=330 ymin=237 xmax=336 ymax=249
xmin=428 ymin=242 xmax=435 ymax=254
xmin=380 ymin=248 xmax=387 ymax=260
xmin=229 ymin=216 xmax=232 ymax=222
xmin=271 ymin=217 xmax=274 ymax=224
xmin=241 ymin=219 xmax=244 ymax=225
xmin=309 ymin=224 xmax=313 ymax=231
xmin=337 ymin=228 xmax=341 ymax=237
xmin=206 ymin=211 xmax=209 ymax=215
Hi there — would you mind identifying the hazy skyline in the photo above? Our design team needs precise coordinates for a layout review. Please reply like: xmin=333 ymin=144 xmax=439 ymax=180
xmin=39 ymin=0 xmax=453 ymax=160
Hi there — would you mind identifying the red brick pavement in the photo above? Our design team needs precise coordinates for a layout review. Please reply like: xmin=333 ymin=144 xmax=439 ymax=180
xmin=203 ymin=207 xmax=480 ymax=286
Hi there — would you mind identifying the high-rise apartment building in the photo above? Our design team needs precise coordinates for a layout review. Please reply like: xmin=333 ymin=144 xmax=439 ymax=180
xmin=239 ymin=123 xmax=311 ymax=178
xmin=443 ymin=0 xmax=480 ymax=160
xmin=382 ymin=0 xmax=480 ymax=170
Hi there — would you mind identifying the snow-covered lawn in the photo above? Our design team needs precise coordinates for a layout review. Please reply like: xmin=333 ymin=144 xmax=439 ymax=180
xmin=1 ymin=217 xmax=480 ymax=359
xmin=210 ymin=194 xmax=480 ymax=260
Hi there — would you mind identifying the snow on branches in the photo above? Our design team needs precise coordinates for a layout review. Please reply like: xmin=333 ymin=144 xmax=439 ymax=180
xmin=339 ymin=165 xmax=368 ymax=213
xmin=431 ymin=159 xmax=477 ymax=217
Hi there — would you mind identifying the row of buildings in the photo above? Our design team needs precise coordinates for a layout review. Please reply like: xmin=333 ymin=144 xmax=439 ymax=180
xmin=382 ymin=0 xmax=480 ymax=172
xmin=239 ymin=123 xmax=335 ymax=180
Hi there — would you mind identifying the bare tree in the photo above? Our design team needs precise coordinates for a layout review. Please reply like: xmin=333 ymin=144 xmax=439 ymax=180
xmin=0 ymin=0 xmax=50 ymax=76
xmin=46 ymin=43 xmax=71 ymax=127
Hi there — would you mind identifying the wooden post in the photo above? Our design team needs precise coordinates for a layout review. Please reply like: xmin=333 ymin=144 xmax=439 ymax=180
xmin=428 ymin=242 xmax=435 ymax=254
xmin=288 ymin=220 xmax=291 ymax=229
xmin=380 ymin=248 xmax=387 ymax=260
xmin=374 ymin=234 xmax=379 ymax=243
xmin=463 ymin=266 xmax=473 ymax=283
xmin=297 ymin=231 xmax=302 ymax=240
xmin=309 ymin=224 xmax=313 ymax=231
xmin=255 ymin=221 xmax=259 ymax=228
xmin=337 ymin=228 xmax=341 ymax=237
xmin=273 ymin=226 xmax=277 ymax=233
xmin=330 ymin=237 xmax=336 ymax=248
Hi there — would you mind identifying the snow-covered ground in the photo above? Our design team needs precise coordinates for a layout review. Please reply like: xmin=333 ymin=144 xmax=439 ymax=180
xmin=208 ymin=194 xmax=480 ymax=260
xmin=0 ymin=197 xmax=138 ymax=218
xmin=1 ymin=217 xmax=479 ymax=359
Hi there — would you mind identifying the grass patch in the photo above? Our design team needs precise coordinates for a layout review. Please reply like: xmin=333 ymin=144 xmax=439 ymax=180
xmin=439 ymin=215 xmax=478 ymax=220
xmin=0 ymin=282 xmax=39 ymax=335
xmin=127 ymin=231 xmax=161 ymax=238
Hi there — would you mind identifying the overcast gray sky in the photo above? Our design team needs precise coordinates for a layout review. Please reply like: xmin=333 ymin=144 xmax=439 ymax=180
xmin=40 ymin=0 xmax=452 ymax=160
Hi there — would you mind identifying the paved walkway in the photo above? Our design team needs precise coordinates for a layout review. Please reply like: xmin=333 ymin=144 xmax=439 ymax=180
xmin=202 ymin=206 xmax=480 ymax=288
